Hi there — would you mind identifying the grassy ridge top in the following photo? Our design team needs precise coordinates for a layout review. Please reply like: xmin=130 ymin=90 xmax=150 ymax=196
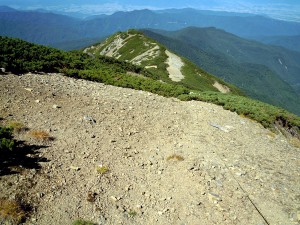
xmin=84 ymin=30 xmax=242 ymax=95
xmin=0 ymin=35 xmax=299 ymax=136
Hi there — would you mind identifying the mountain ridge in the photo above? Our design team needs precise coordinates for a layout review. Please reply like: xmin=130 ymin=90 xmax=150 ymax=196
xmin=2 ymin=35 xmax=300 ymax=133
xmin=1 ymin=7 xmax=300 ymax=50
xmin=141 ymin=27 xmax=300 ymax=116
xmin=83 ymin=30 xmax=241 ymax=95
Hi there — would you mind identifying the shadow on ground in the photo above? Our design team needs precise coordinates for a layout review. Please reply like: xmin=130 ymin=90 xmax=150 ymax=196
xmin=0 ymin=140 xmax=49 ymax=176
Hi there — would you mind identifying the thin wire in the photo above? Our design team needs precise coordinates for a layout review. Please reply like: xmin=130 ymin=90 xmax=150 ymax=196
xmin=212 ymin=143 xmax=271 ymax=225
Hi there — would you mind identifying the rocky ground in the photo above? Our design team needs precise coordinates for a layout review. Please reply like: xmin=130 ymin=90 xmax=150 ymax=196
xmin=0 ymin=73 xmax=300 ymax=225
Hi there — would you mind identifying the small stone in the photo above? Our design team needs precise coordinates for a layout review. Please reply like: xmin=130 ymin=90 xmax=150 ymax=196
xmin=52 ymin=104 xmax=61 ymax=109
xmin=188 ymin=166 xmax=195 ymax=170
xmin=91 ymin=135 xmax=96 ymax=138
xmin=163 ymin=208 xmax=169 ymax=213
xmin=118 ymin=206 xmax=126 ymax=212
xmin=37 ymin=192 xmax=44 ymax=198
xmin=35 ymin=99 xmax=40 ymax=103
xmin=236 ymin=171 xmax=247 ymax=176
xmin=125 ymin=185 xmax=131 ymax=191
xmin=70 ymin=166 xmax=80 ymax=171
xmin=134 ymin=150 xmax=139 ymax=154
xmin=24 ymin=88 xmax=33 ymax=92
xmin=136 ymin=205 xmax=142 ymax=209
xmin=83 ymin=115 xmax=96 ymax=124
xmin=208 ymin=192 xmax=222 ymax=203
xmin=110 ymin=196 xmax=118 ymax=202
xmin=158 ymin=211 xmax=163 ymax=216
xmin=254 ymin=175 xmax=260 ymax=180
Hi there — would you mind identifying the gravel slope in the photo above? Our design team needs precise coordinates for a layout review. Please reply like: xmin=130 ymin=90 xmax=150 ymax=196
xmin=0 ymin=73 xmax=299 ymax=225
xmin=165 ymin=50 xmax=184 ymax=82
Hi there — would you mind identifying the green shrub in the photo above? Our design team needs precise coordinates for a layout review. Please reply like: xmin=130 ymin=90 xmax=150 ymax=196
xmin=0 ymin=127 xmax=14 ymax=151
xmin=7 ymin=121 xmax=26 ymax=133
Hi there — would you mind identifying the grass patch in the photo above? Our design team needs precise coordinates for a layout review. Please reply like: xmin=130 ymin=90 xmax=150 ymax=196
xmin=166 ymin=154 xmax=184 ymax=161
xmin=29 ymin=130 xmax=53 ymax=141
xmin=128 ymin=210 xmax=137 ymax=217
xmin=181 ymin=91 xmax=300 ymax=135
xmin=0 ymin=198 xmax=26 ymax=224
xmin=289 ymin=137 xmax=300 ymax=148
xmin=7 ymin=121 xmax=26 ymax=133
xmin=72 ymin=219 xmax=96 ymax=225
xmin=267 ymin=131 xmax=277 ymax=138
xmin=96 ymin=165 xmax=109 ymax=174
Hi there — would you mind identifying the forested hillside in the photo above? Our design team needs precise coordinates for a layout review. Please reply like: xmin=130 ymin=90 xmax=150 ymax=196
xmin=254 ymin=35 xmax=300 ymax=53
xmin=142 ymin=28 xmax=300 ymax=116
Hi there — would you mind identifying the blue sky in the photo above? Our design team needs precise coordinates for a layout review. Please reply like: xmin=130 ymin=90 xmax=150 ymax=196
xmin=1 ymin=0 xmax=299 ymax=21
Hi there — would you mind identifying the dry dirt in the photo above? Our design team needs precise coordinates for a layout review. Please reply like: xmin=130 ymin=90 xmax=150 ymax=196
xmin=0 ymin=73 xmax=300 ymax=225
xmin=213 ymin=82 xmax=231 ymax=94
xmin=165 ymin=50 xmax=185 ymax=82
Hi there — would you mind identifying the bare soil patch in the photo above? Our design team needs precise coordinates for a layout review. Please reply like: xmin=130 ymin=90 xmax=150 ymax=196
xmin=0 ymin=73 xmax=299 ymax=225
xmin=165 ymin=50 xmax=184 ymax=82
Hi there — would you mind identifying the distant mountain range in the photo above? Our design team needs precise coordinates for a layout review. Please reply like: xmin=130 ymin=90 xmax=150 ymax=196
xmin=84 ymin=28 xmax=300 ymax=115
xmin=1 ymin=6 xmax=300 ymax=115
xmin=1 ymin=6 xmax=300 ymax=50
xmin=253 ymin=35 xmax=300 ymax=53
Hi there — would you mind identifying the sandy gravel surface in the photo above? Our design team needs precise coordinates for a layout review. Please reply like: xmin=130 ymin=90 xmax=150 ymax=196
xmin=165 ymin=50 xmax=185 ymax=82
xmin=0 ymin=73 xmax=299 ymax=225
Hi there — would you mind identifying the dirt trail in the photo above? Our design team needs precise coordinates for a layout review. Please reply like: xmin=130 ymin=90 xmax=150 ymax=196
xmin=165 ymin=50 xmax=185 ymax=82
xmin=0 ymin=73 xmax=299 ymax=225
